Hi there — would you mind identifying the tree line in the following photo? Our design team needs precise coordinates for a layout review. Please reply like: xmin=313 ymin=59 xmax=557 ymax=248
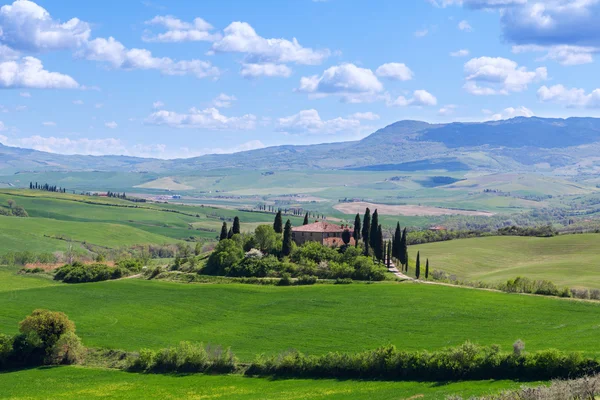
xmin=29 ymin=182 xmax=66 ymax=193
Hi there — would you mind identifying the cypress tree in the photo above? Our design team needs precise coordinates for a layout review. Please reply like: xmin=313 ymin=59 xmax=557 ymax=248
xmin=375 ymin=225 xmax=384 ymax=262
xmin=387 ymin=240 xmax=392 ymax=268
xmin=362 ymin=208 xmax=371 ymax=255
xmin=393 ymin=222 xmax=402 ymax=259
xmin=273 ymin=210 xmax=283 ymax=234
xmin=369 ymin=210 xmax=379 ymax=251
xmin=219 ymin=222 xmax=228 ymax=241
xmin=382 ymin=239 xmax=386 ymax=265
xmin=400 ymin=227 xmax=408 ymax=271
xmin=415 ymin=251 xmax=421 ymax=279
xmin=282 ymin=220 xmax=293 ymax=256
xmin=227 ymin=227 xmax=233 ymax=239
xmin=352 ymin=213 xmax=361 ymax=247
xmin=303 ymin=212 xmax=309 ymax=225
xmin=425 ymin=258 xmax=429 ymax=280
xmin=232 ymin=216 xmax=241 ymax=235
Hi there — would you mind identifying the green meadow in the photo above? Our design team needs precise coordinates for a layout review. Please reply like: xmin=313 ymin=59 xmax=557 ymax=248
xmin=0 ymin=367 xmax=532 ymax=400
xmin=413 ymin=234 xmax=600 ymax=289
xmin=2 ymin=269 xmax=600 ymax=361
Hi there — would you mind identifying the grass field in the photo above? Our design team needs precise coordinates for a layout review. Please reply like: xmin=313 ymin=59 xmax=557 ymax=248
xmin=2 ymin=269 xmax=600 ymax=361
xmin=413 ymin=234 xmax=600 ymax=289
xmin=0 ymin=367 xmax=533 ymax=400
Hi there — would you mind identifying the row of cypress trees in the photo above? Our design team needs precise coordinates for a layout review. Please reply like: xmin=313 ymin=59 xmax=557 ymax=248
xmin=219 ymin=216 xmax=241 ymax=241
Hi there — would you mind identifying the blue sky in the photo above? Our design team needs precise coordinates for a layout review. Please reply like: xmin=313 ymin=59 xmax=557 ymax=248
xmin=0 ymin=0 xmax=599 ymax=158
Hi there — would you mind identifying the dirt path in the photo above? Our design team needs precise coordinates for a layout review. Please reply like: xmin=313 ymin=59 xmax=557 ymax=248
xmin=387 ymin=261 xmax=412 ymax=280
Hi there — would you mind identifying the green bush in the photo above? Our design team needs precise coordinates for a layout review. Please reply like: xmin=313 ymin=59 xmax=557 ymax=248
xmin=54 ymin=262 xmax=132 ymax=283
xmin=291 ymin=242 xmax=340 ymax=264
xmin=204 ymin=239 xmax=244 ymax=275
xmin=351 ymin=257 xmax=386 ymax=281
xmin=296 ymin=275 xmax=317 ymax=285
xmin=0 ymin=334 xmax=12 ymax=368
xmin=278 ymin=273 xmax=292 ymax=286
xmin=49 ymin=331 xmax=85 ymax=365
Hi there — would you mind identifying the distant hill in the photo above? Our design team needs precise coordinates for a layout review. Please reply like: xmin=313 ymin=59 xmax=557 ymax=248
xmin=2 ymin=117 xmax=600 ymax=175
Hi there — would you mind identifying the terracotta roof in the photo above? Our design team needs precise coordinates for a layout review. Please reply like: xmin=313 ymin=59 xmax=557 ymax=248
xmin=323 ymin=237 xmax=356 ymax=247
xmin=292 ymin=221 xmax=349 ymax=233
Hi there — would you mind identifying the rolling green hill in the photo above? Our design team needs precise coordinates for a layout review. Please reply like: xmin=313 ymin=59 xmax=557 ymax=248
xmin=413 ymin=234 xmax=600 ymax=289
xmin=2 ymin=273 xmax=600 ymax=361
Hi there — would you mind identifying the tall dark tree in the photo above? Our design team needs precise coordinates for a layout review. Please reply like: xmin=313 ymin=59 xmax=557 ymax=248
xmin=382 ymin=240 xmax=386 ymax=265
xmin=342 ymin=229 xmax=351 ymax=245
xmin=273 ymin=210 xmax=283 ymax=234
xmin=352 ymin=213 xmax=361 ymax=247
xmin=219 ymin=222 xmax=228 ymax=241
xmin=303 ymin=212 xmax=309 ymax=225
xmin=227 ymin=227 xmax=234 ymax=239
xmin=369 ymin=210 xmax=379 ymax=251
xmin=393 ymin=222 xmax=402 ymax=259
xmin=362 ymin=208 xmax=371 ymax=255
xmin=282 ymin=219 xmax=293 ymax=256
xmin=386 ymin=240 xmax=392 ymax=268
xmin=425 ymin=258 xmax=430 ymax=280
xmin=415 ymin=251 xmax=421 ymax=279
xmin=232 ymin=216 xmax=241 ymax=235
xmin=375 ymin=225 xmax=384 ymax=262
xmin=399 ymin=227 xmax=408 ymax=271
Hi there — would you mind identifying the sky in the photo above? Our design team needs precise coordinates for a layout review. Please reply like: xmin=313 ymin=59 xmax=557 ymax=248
xmin=0 ymin=0 xmax=600 ymax=159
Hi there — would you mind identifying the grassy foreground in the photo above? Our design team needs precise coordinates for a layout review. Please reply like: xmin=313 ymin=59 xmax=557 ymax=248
xmin=0 ymin=366 xmax=533 ymax=399
xmin=413 ymin=234 xmax=600 ymax=289
xmin=2 ymin=270 xmax=600 ymax=361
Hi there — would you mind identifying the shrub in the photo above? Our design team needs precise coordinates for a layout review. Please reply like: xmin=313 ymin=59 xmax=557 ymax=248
xmin=19 ymin=309 xmax=75 ymax=352
xmin=278 ymin=273 xmax=292 ymax=286
xmin=54 ymin=262 xmax=125 ymax=283
xmin=117 ymin=259 xmax=143 ymax=272
xmin=351 ymin=256 xmax=386 ymax=281
xmin=49 ymin=331 xmax=85 ymax=365
xmin=0 ymin=334 xmax=12 ymax=368
xmin=296 ymin=275 xmax=317 ymax=285
xmin=335 ymin=278 xmax=353 ymax=284
xmin=291 ymin=242 xmax=340 ymax=264
xmin=204 ymin=239 xmax=244 ymax=275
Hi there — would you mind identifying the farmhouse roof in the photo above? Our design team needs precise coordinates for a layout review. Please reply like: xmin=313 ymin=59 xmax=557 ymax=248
xmin=292 ymin=221 xmax=348 ymax=233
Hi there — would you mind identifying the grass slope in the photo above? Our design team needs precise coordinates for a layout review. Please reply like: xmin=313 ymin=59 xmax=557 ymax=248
xmin=2 ymin=275 xmax=600 ymax=361
xmin=413 ymin=234 xmax=600 ymax=289
xmin=0 ymin=266 xmax=59 ymax=292
xmin=0 ymin=367 xmax=530 ymax=400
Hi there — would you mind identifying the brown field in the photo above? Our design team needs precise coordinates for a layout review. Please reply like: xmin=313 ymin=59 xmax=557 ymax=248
xmin=333 ymin=202 xmax=494 ymax=217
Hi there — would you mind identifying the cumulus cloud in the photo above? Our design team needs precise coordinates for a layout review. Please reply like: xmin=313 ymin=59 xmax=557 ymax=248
xmin=240 ymin=63 xmax=292 ymax=78
xmin=490 ymin=106 xmax=534 ymax=120
xmin=450 ymin=49 xmax=470 ymax=57
xmin=211 ymin=21 xmax=329 ymax=65
xmin=463 ymin=56 xmax=547 ymax=95
xmin=537 ymin=84 xmax=600 ymax=108
xmin=297 ymin=63 xmax=384 ymax=103
xmin=105 ymin=121 xmax=118 ymax=129
xmin=350 ymin=112 xmax=380 ymax=120
xmin=512 ymin=44 xmax=598 ymax=66
xmin=0 ymin=0 xmax=90 ymax=52
xmin=438 ymin=104 xmax=457 ymax=116
xmin=277 ymin=109 xmax=360 ymax=134
xmin=0 ymin=44 xmax=19 ymax=60
xmin=458 ymin=20 xmax=473 ymax=32
xmin=0 ymin=121 xmax=5 ymax=130
xmin=79 ymin=37 xmax=220 ymax=79
xmin=414 ymin=29 xmax=429 ymax=37
xmin=152 ymin=101 xmax=164 ymax=109
xmin=212 ymin=93 xmax=236 ymax=108
xmin=0 ymin=56 xmax=79 ymax=89
xmin=142 ymin=15 xmax=221 ymax=43
xmin=387 ymin=90 xmax=438 ymax=107
xmin=145 ymin=107 xmax=257 ymax=130
xmin=375 ymin=63 xmax=414 ymax=81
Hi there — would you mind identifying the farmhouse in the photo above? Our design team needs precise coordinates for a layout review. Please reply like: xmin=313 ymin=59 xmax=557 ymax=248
xmin=292 ymin=221 xmax=354 ymax=246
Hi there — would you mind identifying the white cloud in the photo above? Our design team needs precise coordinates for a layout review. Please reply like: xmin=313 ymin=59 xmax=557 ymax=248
xmin=450 ymin=49 xmax=470 ymax=57
xmin=297 ymin=63 xmax=384 ymax=103
xmin=438 ymin=104 xmax=457 ymax=116
xmin=0 ymin=0 xmax=90 ymax=52
xmin=42 ymin=121 xmax=55 ymax=126
xmin=277 ymin=109 xmax=360 ymax=134
xmin=15 ymin=105 xmax=27 ymax=111
xmin=0 ymin=56 xmax=79 ymax=89
xmin=105 ymin=121 xmax=118 ymax=129
xmin=142 ymin=15 xmax=220 ymax=43
xmin=212 ymin=93 xmax=236 ymax=108
xmin=458 ymin=20 xmax=473 ymax=32
xmin=0 ymin=121 xmax=5 ymax=131
xmin=240 ymin=63 xmax=292 ymax=78
xmin=80 ymin=37 xmax=220 ymax=79
xmin=152 ymin=101 xmax=164 ymax=109
xmin=428 ymin=0 xmax=526 ymax=9
xmin=512 ymin=44 xmax=598 ymax=66
xmin=72 ymin=99 xmax=83 ymax=105
xmin=211 ymin=21 xmax=329 ymax=65
xmin=95 ymin=103 xmax=103 ymax=108
xmin=387 ymin=90 xmax=438 ymax=107
xmin=0 ymin=44 xmax=19 ymax=61
xmin=375 ymin=63 xmax=414 ymax=81
xmin=537 ymin=84 xmax=600 ymax=109
xmin=350 ymin=112 xmax=380 ymax=120
xmin=414 ymin=29 xmax=429 ymax=38
xmin=463 ymin=56 xmax=547 ymax=95
xmin=490 ymin=106 xmax=534 ymax=120
xmin=145 ymin=107 xmax=257 ymax=130
xmin=19 ymin=91 xmax=31 ymax=97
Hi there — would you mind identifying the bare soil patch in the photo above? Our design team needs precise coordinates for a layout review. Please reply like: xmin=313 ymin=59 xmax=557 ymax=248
xmin=334 ymin=201 xmax=494 ymax=217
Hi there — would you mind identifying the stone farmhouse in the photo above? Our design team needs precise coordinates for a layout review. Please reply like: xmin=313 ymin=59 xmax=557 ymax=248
xmin=291 ymin=221 xmax=355 ymax=247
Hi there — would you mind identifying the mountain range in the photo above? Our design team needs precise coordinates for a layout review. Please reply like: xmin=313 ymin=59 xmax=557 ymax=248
xmin=2 ymin=117 xmax=600 ymax=176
